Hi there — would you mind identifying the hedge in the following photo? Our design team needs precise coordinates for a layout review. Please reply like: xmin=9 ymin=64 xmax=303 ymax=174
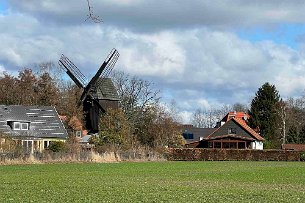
xmin=166 ymin=148 xmax=301 ymax=161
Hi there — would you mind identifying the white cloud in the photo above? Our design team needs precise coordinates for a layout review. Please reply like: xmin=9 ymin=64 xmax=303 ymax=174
xmin=103 ymin=0 xmax=143 ymax=6
xmin=178 ymin=111 xmax=193 ymax=124
xmin=2 ymin=1 xmax=305 ymax=124
xmin=118 ymin=31 xmax=186 ymax=77
xmin=8 ymin=0 xmax=305 ymax=31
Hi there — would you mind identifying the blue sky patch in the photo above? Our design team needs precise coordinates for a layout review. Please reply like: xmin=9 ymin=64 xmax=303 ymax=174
xmin=0 ymin=0 xmax=8 ymax=14
xmin=238 ymin=24 xmax=305 ymax=49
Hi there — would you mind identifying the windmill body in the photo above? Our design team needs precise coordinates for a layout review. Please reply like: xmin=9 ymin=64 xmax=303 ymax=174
xmin=59 ymin=49 xmax=120 ymax=134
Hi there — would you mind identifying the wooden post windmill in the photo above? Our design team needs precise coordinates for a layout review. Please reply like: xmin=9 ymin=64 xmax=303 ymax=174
xmin=59 ymin=49 xmax=120 ymax=134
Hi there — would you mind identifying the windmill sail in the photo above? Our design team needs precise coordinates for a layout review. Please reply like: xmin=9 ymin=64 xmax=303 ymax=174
xmin=59 ymin=54 xmax=87 ymax=88
xmin=80 ymin=49 xmax=119 ymax=103
xmin=58 ymin=49 xmax=120 ymax=134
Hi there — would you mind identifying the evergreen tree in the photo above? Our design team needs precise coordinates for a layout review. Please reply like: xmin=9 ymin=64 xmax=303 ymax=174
xmin=248 ymin=82 xmax=281 ymax=146
xmin=287 ymin=125 xmax=299 ymax=143
xmin=299 ymin=124 xmax=305 ymax=143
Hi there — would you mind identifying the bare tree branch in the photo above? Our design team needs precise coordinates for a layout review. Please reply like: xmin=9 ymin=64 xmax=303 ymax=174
xmin=85 ymin=0 xmax=102 ymax=23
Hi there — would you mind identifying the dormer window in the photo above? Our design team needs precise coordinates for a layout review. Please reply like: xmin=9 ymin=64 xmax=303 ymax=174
xmin=14 ymin=122 xmax=20 ymax=130
xmin=21 ymin=123 xmax=29 ymax=130
xmin=11 ymin=122 xmax=29 ymax=130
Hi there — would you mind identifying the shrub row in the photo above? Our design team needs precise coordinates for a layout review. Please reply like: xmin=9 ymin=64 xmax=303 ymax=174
xmin=0 ymin=149 xmax=167 ymax=164
xmin=166 ymin=148 xmax=301 ymax=161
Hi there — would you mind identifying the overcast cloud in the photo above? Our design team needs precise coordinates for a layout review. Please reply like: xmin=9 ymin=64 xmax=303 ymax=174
xmin=1 ymin=0 xmax=305 ymax=123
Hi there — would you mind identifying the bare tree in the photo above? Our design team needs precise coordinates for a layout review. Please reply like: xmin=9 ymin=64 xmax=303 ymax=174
xmin=56 ymin=81 xmax=83 ymax=119
xmin=0 ymin=132 xmax=16 ymax=153
xmin=109 ymin=71 xmax=186 ymax=148
xmin=0 ymin=73 xmax=19 ymax=105
xmin=192 ymin=108 xmax=209 ymax=128
xmin=192 ymin=105 xmax=232 ymax=128
xmin=276 ymin=100 xmax=287 ymax=144
xmin=232 ymin=103 xmax=248 ymax=112
xmin=150 ymin=105 xmax=185 ymax=148
xmin=17 ymin=69 xmax=38 ymax=105
xmin=111 ymin=71 xmax=160 ymax=123
xmin=284 ymin=96 xmax=305 ymax=143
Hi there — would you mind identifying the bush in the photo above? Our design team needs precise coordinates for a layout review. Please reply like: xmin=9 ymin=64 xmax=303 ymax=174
xmin=300 ymin=152 xmax=305 ymax=161
xmin=48 ymin=141 xmax=65 ymax=152
xmin=263 ymin=139 xmax=280 ymax=149
xmin=0 ymin=133 xmax=16 ymax=153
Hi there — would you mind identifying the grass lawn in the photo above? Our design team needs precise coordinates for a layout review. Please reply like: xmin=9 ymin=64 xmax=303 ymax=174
xmin=0 ymin=161 xmax=305 ymax=202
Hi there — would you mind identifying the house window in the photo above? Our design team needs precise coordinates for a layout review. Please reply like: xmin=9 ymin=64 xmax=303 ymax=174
xmin=21 ymin=123 xmax=29 ymax=130
xmin=238 ymin=142 xmax=246 ymax=149
xmin=44 ymin=141 xmax=49 ymax=149
xmin=22 ymin=140 xmax=33 ymax=153
xmin=228 ymin=128 xmax=237 ymax=134
xmin=12 ymin=122 xmax=29 ymax=130
xmin=182 ymin=132 xmax=194 ymax=139
xmin=75 ymin=131 xmax=82 ymax=137
xmin=13 ymin=122 xmax=21 ymax=130
xmin=214 ymin=142 xmax=221 ymax=148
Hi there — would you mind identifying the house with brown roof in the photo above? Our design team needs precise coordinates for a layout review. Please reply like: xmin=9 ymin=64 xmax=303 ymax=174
xmin=186 ymin=112 xmax=264 ymax=150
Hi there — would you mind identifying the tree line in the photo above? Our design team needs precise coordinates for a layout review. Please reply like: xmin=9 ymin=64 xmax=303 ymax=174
xmin=0 ymin=64 xmax=185 ymax=150
xmin=2 ymin=64 xmax=305 ymax=149
xmin=191 ymin=82 xmax=305 ymax=148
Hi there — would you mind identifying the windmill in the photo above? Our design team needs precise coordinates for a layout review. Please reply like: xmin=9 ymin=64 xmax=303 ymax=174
xmin=59 ymin=49 xmax=120 ymax=134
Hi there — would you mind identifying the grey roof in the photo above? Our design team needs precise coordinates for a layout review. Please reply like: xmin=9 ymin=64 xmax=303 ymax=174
xmin=0 ymin=105 xmax=68 ymax=139
xmin=182 ymin=126 xmax=216 ymax=144
xmin=92 ymin=78 xmax=120 ymax=101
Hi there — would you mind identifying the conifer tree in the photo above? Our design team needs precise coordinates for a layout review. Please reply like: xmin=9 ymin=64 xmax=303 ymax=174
xmin=248 ymin=82 xmax=281 ymax=147
xmin=287 ymin=125 xmax=299 ymax=143
xmin=299 ymin=124 xmax=305 ymax=143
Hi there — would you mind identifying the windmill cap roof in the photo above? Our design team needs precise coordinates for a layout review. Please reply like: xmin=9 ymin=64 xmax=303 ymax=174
xmin=92 ymin=78 xmax=119 ymax=100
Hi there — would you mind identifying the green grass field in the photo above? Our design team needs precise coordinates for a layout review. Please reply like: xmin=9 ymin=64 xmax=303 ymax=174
xmin=0 ymin=161 xmax=305 ymax=202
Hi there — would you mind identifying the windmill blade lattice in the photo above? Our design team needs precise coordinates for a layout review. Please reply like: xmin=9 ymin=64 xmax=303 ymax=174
xmin=96 ymin=49 xmax=120 ymax=91
xmin=79 ymin=49 xmax=120 ymax=104
xmin=59 ymin=54 xmax=87 ymax=88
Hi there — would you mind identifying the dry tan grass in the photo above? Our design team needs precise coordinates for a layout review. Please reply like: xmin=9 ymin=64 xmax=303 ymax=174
xmin=0 ymin=151 xmax=124 ymax=165
xmin=89 ymin=151 xmax=120 ymax=162
xmin=0 ymin=148 xmax=167 ymax=165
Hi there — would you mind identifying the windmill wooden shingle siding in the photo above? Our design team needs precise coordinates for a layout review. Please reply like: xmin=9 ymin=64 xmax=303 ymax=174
xmin=59 ymin=49 xmax=120 ymax=134
xmin=91 ymin=78 xmax=119 ymax=110
xmin=0 ymin=105 xmax=68 ymax=153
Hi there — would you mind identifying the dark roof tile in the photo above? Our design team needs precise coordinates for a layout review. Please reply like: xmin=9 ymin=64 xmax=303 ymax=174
xmin=0 ymin=105 xmax=68 ymax=139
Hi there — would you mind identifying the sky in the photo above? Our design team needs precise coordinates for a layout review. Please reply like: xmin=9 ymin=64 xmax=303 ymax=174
xmin=1 ymin=0 xmax=305 ymax=123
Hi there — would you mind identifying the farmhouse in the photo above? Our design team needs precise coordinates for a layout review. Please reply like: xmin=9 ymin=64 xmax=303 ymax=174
xmin=184 ymin=112 xmax=264 ymax=150
xmin=0 ymin=105 xmax=68 ymax=153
